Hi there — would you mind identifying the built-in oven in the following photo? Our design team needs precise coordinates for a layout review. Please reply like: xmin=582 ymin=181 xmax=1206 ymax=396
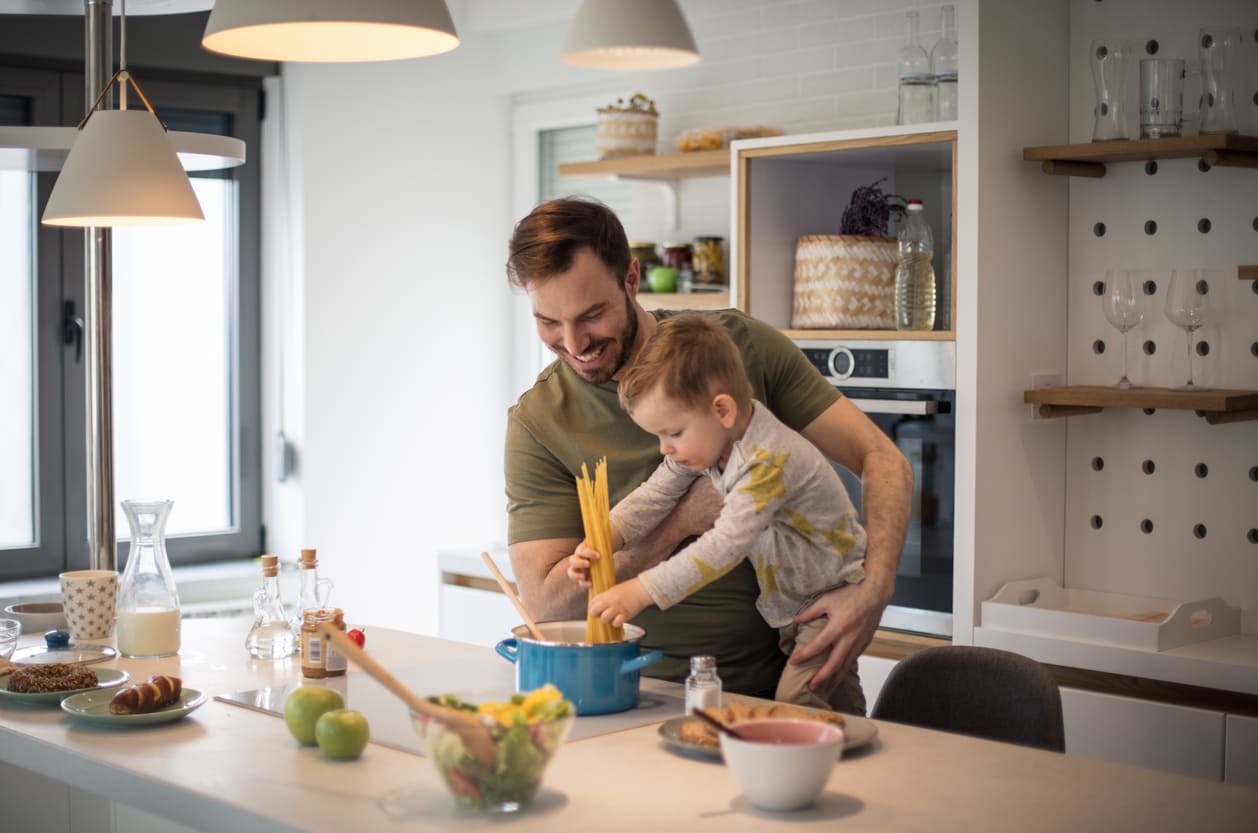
xmin=795 ymin=340 xmax=956 ymax=638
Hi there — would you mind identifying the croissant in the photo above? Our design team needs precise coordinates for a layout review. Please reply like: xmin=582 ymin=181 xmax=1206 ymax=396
xmin=109 ymin=675 xmax=183 ymax=714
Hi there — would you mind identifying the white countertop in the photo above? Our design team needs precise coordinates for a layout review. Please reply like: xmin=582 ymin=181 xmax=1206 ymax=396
xmin=1 ymin=617 xmax=1255 ymax=833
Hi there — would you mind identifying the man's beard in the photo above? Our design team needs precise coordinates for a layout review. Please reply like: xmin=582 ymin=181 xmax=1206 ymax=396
xmin=560 ymin=293 xmax=640 ymax=384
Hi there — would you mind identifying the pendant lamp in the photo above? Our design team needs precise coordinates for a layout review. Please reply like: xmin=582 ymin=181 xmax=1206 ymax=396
xmin=202 ymin=0 xmax=459 ymax=63
xmin=563 ymin=0 xmax=700 ymax=70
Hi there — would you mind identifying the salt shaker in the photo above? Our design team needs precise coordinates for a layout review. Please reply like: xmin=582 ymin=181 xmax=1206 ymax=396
xmin=684 ymin=655 xmax=722 ymax=714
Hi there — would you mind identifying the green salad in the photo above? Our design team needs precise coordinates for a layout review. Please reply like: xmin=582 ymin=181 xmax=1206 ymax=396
xmin=426 ymin=685 xmax=574 ymax=811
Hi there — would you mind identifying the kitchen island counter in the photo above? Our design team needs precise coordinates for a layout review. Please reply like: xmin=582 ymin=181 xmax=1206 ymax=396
xmin=1 ymin=617 xmax=1255 ymax=833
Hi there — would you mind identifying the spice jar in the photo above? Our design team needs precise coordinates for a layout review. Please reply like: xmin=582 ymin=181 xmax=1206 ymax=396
xmin=630 ymin=241 xmax=660 ymax=271
xmin=692 ymin=236 xmax=725 ymax=286
xmin=300 ymin=608 xmax=347 ymax=678
xmin=661 ymin=242 xmax=693 ymax=271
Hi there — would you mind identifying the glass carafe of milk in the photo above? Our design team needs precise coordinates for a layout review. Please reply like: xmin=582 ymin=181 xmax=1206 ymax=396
xmin=117 ymin=499 xmax=181 ymax=658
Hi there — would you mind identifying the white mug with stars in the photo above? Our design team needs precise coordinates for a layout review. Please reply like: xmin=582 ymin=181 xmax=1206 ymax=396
xmin=59 ymin=570 xmax=119 ymax=640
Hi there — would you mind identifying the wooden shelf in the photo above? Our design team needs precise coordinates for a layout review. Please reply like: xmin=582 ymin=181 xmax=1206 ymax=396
xmin=638 ymin=291 xmax=730 ymax=311
xmin=782 ymin=328 xmax=954 ymax=342
xmin=1024 ymin=134 xmax=1258 ymax=177
xmin=1023 ymin=385 xmax=1258 ymax=424
xmin=558 ymin=149 xmax=730 ymax=181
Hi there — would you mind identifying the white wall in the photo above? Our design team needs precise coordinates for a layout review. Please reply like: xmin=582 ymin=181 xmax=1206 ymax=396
xmin=263 ymin=0 xmax=962 ymax=635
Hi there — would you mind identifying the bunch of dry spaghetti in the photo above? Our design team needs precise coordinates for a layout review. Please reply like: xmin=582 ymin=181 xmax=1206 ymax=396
xmin=576 ymin=458 xmax=623 ymax=644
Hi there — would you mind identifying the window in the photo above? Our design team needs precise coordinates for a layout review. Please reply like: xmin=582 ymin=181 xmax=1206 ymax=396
xmin=0 ymin=67 xmax=262 ymax=580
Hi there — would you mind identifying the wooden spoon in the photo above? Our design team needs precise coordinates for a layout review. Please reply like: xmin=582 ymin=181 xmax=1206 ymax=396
xmin=481 ymin=551 xmax=546 ymax=641
xmin=691 ymin=707 xmax=752 ymax=741
xmin=316 ymin=622 xmax=497 ymax=768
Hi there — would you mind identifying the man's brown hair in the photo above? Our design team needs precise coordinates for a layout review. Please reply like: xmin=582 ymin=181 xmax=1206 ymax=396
xmin=506 ymin=197 xmax=631 ymax=290
xmin=619 ymin=313 xmax=754 ymax=414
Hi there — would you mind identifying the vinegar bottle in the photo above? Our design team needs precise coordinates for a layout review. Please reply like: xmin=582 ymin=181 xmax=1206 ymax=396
xmin=246 ymin=555 xmax=295 ymax=659
xmin=895 ymin=199 xmax=936 ymax=331
xmin=117 ymin=499 xmax=181 ymax=658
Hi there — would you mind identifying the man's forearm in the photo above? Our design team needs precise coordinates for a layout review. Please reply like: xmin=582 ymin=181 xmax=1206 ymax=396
xmin=855 ymin=446 xmax=913 ymax=601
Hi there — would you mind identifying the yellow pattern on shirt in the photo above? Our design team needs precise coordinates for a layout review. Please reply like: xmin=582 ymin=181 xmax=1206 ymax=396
xmin=737 ymin=448 xmax=790 ymax=512
xmin=752 ymin=552 xmax=782 ymax=597
xmin=824 ymin=515 xmax=860 ymax=559
xmin=681 ymin=556 xmax=743 ymax=598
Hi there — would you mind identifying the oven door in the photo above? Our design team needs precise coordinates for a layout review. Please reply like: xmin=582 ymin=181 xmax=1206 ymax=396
xmin=836 ymin=387 xmax=955 ymax=638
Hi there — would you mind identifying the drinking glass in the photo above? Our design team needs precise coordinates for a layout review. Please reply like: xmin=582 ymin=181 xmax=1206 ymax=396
xmin=1164 ymin=269 xmax=1207 ymax=390
xmin=1139 ymin=58 xmax=1184 ymax=138
xmin=1090 ymin=39 xmax=1132 ymax=141
xmin=1101 ymin=269 xmax=1143 ymax=389
xmin=1198 ymin=26 xmax=1242 ymax=135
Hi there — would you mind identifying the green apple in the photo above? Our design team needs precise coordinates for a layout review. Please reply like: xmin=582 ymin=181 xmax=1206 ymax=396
xmin=648 ymin=266 xmax=678 ymax=293
xmin=315 ymin=708 xmax=370 ymax=760
xmin=284 ymin=686 xmax=345 ymax=746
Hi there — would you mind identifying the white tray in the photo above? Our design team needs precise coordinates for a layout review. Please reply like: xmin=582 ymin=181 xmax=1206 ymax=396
xmin=981 ymin=578 xmax=1240 ymax=652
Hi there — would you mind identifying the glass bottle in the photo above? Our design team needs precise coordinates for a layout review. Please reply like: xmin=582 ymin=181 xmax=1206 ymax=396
xmin=301 ymin=608 xmax=347 ymax=678
xmin=117 ymin=499 xmax=181 ymax=658
xmin=290 ymin=547 xmax=334 ymax=640
xmin=931 ymin=5 xmax=958 ymax=121
xmin=896 ymin=11 xmax=936 ymax=125
xmin=684 ymin=655 xmax=722 ymax=714
xmin=894 ymin=199 xmax=936 ymax=331
xmin=246 ymin=555 xmax=295 ymax=659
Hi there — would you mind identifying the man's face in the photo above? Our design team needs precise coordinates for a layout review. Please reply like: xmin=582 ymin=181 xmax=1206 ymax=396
xmin=528 ymin=248 xmax=641 ymax=384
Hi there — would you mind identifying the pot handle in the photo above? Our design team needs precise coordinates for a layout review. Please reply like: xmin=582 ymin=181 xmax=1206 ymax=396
xmin=494 ymin=638 xmax=519 ymax=665
xmin=619 ymin=650 xmax=662 ymax=675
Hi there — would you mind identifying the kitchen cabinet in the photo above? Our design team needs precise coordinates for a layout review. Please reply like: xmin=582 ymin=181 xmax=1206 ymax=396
xmin=730 ymin=126 xmax=957 ymax=341
xmin=1225 ymin=714 xmax=1258 ymax=787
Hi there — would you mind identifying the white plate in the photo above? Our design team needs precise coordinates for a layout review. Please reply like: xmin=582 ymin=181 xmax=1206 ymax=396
xmin=0 ymin=667 xmax=130 ymax=705
xmin=60 ymin=687 xmax=207 ymax=726
xmin=658 ymin=713 xmax=877 ymax=760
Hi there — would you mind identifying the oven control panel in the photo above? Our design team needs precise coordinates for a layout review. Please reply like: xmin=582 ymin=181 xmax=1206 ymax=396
xmin=800 ymin=347 xmax=889 ymax=381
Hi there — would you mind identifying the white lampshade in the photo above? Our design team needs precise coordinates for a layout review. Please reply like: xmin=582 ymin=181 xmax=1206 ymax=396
xmin=202 ymin=0 xmax=459 ymax=62
xmin=563 ymin=0 xmax=700 ymax=70
xmin=42 ymin=109 xmax=204 ymax=227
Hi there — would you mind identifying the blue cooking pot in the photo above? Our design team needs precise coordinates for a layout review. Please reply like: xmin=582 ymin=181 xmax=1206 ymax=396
xmin=495 ymin=620 xmax=662 ymax=715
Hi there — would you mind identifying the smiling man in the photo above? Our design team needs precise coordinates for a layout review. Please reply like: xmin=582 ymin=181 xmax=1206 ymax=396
xmin=503 ymin=198 xmax=912 ymax=712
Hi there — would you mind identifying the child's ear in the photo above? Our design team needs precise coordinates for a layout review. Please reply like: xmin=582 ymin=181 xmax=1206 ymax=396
xmin=713 ymin=393 xmax=738 ymax=428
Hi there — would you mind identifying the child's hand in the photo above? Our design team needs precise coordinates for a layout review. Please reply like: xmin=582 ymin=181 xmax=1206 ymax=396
xmin=566 ymin=541 xmax=600 ymax=586
xmin=589 ymin=579 xmax=652 ymax=628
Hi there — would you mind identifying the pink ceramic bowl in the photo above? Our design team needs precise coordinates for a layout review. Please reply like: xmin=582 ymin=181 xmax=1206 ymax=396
xmin=719 ymin=719 xmax=845 ymax=811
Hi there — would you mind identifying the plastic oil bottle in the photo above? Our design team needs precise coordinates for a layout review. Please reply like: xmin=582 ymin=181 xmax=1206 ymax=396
xmin=894 ymin=199 xmax=936 ymax=331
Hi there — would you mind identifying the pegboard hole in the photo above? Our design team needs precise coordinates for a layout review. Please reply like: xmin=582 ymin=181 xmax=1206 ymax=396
xmin=1196 ymin=340 xmax=1210 ymax=356
xmin=1250 ymin=529 xmax=1258 ymax=545
xmin=1143 ymin=340 xmax=1157 ymax=355
xmin=1253 ymin=91 xmax=1258 ymax=107
xmin=1142 ymin=279 xmax=1157 ymax=296
xmin=1253 ymin=216 xmax=1258 ymax=232
xmin=1193 ymin=524 xmax=1207 ymax=539
xmin=1091 ymin=457 xmax=1105 ymax=471
xmin=1251 ymin=341 xmax=1258 ymax=356
xmin=1093 ymin=280 xmax=1106 ymax=296
xmin=1090 ymin=515 xmax=1103 ymax=530
xmin=1142 ymin=459 xmax=1156 ymax=475
xmin=1142 ymin=407 xmax=1156 ymax=415
xmin=1194 ymin=463 xmax=1208 ymax=478
xmin=1198 ymin=158 xmax=1212 ymax=173
xmin=1250 ymin=466 xmax=1258 ymax=482
xmin=1144 ymin=39 xmax=1159 ymax=55
xmin=1144 ymin=220 xmax=1158 ymax=235
xmin=1197 ymin=218 xmax=1211 ymax=234
xmin=1140 ymin=519 xmax=1154 ymax=534
xmin=1196 ymin=279 xmax=1209 ymax=295
xmin=1144 ymin=160 xmax=1158 ymax=176
xmin=1093 ymin=222 xmax=1107 ymax=237
xmin=1093 ymin=339 xmax=1106 ymax=355
xmin=1251 ymin=281 xmax=1258 ymax=296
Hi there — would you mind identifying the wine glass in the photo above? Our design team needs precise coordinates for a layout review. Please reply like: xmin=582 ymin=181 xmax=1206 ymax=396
xmin=1164 ymin=269 xmax=1207 ymax=390
xmin=1101 ymin=269 xmax=1143 ymax=389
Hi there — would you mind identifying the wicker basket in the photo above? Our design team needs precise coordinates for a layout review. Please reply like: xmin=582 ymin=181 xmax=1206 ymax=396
xmin=596 ymin=109 xmax=658 ymax=159
xmin=791 ymin=235 xmax=898 ymax=329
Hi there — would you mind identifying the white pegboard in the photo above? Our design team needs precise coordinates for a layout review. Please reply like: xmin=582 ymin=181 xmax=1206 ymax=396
xmin=1065 ymin=0 xmax=1258 ymax=635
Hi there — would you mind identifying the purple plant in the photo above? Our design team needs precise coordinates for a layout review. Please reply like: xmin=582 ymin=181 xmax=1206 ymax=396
xmin=839 ymin=178 xmax=907 ymax=237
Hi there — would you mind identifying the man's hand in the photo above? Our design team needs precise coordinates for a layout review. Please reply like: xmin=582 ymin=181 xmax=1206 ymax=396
xmin=589 ymin=578 xmax=653 ymax=629
xmin=788 ymin=574 xmax=894 ymax=689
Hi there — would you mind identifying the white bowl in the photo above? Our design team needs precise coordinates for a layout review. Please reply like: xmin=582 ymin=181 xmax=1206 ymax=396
xmin=4 ymin=602 xmax=68 ymax=635
xmin=719 ymin=719 xmax=844 ymax=811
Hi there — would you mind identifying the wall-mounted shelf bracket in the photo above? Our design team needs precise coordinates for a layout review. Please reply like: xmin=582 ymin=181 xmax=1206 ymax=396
xmin=1025 ymin=134 xmax=1258 ymax=177
xmin=1024 ymin=386 xmax=1258 ymax=424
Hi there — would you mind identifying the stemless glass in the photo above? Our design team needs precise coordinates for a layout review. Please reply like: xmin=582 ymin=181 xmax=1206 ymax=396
xmin=1091 ymin=39 xmax=1133 ymax=141
xmin=1164 ymin=269 xmax=1207 ymax=390
xmin=1101 ymin=269 xmax=1143 ymax=389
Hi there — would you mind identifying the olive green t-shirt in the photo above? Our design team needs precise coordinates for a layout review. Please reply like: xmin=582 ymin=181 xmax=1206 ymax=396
xmin=504 ymin=308 xmax=841 ymax=696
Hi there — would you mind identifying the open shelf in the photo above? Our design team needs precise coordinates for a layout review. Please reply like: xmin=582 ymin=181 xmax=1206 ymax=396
xmin=782 ymin=328 xmax=954 ymax=341
xmin=638 ymin=291 xmax=731 ymax=311
xmin=1024 ymin=134 xmax=1258 ymax=177
xmin=1023 ymin=385 xmax=1258 ymax=424
xmin=557 ymin=149 xmax=730 ymax=181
